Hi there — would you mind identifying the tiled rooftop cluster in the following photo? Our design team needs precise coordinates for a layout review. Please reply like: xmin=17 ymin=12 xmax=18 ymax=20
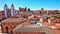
xmin=0 ymin=4 xmax=60 ymax=34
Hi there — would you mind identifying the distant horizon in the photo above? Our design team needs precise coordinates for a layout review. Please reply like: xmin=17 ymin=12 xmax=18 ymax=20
xmin=0 ymin=0 xmax=60 ymax=10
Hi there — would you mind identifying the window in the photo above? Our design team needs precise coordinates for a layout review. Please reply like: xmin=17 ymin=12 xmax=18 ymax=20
xmin=5 ymin=26 xmax=9 ymax=33
xmin=5 ymin=26 xmax=8 ymax=30
xmin=3 ymin=23 xmax=5 ymax=25
xmin=8 ymin=23 xmax=9 ymax=25
xmin=42 ymin=32 xmax=46 ymax=34
xmin=10 ymin=26 xmax=12 ymax=28
xmin=2 ymin=13 xmax=4 ymax=15
xmin=17 ymin=23 xmax=18 ymax=24
xmin=10 ymin=31 xmax=13 ymax=34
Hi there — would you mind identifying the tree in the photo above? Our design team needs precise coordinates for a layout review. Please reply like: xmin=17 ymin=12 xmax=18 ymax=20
xmin=41 ymin=8 xmax=44 ymax=10
xmin=52 ymin=13 xmax=55 ymax=15
xmin=24 ymin=15 xmax=28 ymax=18
xmin=46 ymin=17 xmax=50 ymax=19
xmin=28 ymin=8 xmax=30 ymax=11
xmin=56 ymin=12 xmax=59 ymax=14
xmin=52 ymin=16 xmax=58 ymax=18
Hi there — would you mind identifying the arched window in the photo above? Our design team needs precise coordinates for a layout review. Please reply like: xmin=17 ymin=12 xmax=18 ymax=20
xmin=42 ymin=32 xmax=46 ymax=34
xmin=10 ymin=26 xmax=12 ymax=28
xmin=17 ymin=23 xmax=18 ymax=24
xmin=5 ymin=26 xmax=8 ymax=30
xmin=3 ymin=23 xmax=5 ymax=25
xmin=10 ymin=31 xmax=13 ymax=34
xmin=5 ymin=26 xmax=8 ymax=33
xmin=8 ymin=23 xmax=9 ymax=25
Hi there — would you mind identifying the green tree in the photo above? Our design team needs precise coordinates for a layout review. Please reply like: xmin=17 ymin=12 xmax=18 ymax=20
xmin=52 ymin=16 xmax=58 ymax=18
xmin=55 ymin=12 xmax=60 ymax=14
xmin=52 ymin=13 xmax=56 ymax=15
xmin=46 ymin=17 xmax=50 ymax=19
xmin=24 ymin=15 xmax=28 ymax=18
xmin=28 ymin=8 xmax=30 ymax=11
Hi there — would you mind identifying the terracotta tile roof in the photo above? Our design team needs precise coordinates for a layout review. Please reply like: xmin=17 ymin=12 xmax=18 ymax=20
xmin=43 ymin=22 xmax=52 ymax=26
xmin=54 ymin=23 xmax=60 ymax=29
xmin=45 ymin=23 xmax=60 ymax=29
xmin=1 ymin=18 xmax=27 ymax=23
xmin=13 ymin=21 xmax=43 ymax=32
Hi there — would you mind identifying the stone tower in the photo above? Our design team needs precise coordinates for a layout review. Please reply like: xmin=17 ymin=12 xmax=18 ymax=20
xmin=4 ymin=4 xmax=8 ymax=18
xmin=11 ymin=4 xmax=15 ymax=17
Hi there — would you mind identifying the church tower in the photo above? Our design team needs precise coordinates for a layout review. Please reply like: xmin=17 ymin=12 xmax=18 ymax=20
xmin=11 ymin=4 xmax=15 ymax=17
xmin=4 ymin=4 xmax=8 ymax=18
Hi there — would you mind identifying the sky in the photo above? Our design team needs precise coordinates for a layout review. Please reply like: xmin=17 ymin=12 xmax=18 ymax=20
xmin=0 ymin=0 xmax=60 ymax=10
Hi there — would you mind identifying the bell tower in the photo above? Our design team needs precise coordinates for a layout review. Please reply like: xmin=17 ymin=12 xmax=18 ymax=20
xmin=11 ymin=4 xmax=15 ymax=17
xmin=4 ymin=4 xmax=8 ymax=18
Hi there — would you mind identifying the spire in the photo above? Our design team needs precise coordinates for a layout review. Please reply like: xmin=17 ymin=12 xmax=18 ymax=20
xmin=11 ymin=4 xmax=14 ymax=9
xmin=11 ymin=4 xmax=15 ymax=17
xmin=5 ymin=4 xmax=7 ymax=6
xmin=4 ymin=4 xmax=8 ymax=18
xmin=25 ymin=7 xmax=27 ymax=11
xmin=11 ymin=4 xmax=14 ymax=6
xmin=19 ymin=7 xmax=21 ymax=9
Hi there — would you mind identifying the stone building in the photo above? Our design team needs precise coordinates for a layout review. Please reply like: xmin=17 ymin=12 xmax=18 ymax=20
xmin=0 ymin=11 xmax=4 ymax=20
xmin=1 ymin=18 xmax=27 ymax=33
xmin=13 ymin=20 xmax=45 ymax=34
